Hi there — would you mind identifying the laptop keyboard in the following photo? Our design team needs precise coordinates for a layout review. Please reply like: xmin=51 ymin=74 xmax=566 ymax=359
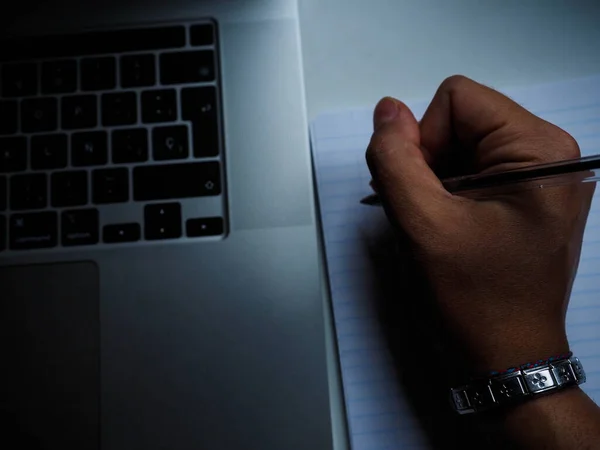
xmin=0 ymin=22 xmax=226 ymax=252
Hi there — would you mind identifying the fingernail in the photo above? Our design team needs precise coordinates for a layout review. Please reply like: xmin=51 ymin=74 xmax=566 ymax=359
xmin=374 ymin=97 xmax=398 ymax=129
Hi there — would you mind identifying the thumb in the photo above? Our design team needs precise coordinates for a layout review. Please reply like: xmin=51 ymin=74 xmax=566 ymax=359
xmin=366 ymin=97 xmax=461 ymax=236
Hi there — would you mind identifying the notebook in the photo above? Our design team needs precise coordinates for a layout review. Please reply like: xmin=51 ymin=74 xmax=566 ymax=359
xmin=311 ymin=75 xmax=600 ymax=450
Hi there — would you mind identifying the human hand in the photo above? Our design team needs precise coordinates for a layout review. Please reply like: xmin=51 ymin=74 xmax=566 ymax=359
xmin=366 ymin=75 xmax=594 ymax=372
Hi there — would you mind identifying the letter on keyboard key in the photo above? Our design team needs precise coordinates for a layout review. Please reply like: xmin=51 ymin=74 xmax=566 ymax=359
xmin=81 ymin=57 xmax=116 ymax=91
xmin=144 ymin=202 xmax=181 ymax=240
xmin=62 ymin=95 xmax=98 ymax=130
xmin=72 ymin=131 xmax=108 ymax=167
xmin=31 ymin=134 xmax=68 ymax=170
xmin=93 ymin=168 xmax=129 ymax=204
xmin=0 ymin=101 xmax=18 ymax=135
xmin=141 ymin=89 xmax=177 ymax=123
xmin=21 ymin=98 xmax=58 ymax=133
xmin=153 ymin=125 xmax=189 ymax=160
xmin=160 ymin=51 xmax=215 ymax=85
xmin=0 ymin=176 xmax=6 ymax=210
xmin=51 ymin=171 xmax=88 ymax=207
xmin=120 ymin=54 xmax=156 ymax=88
xmin=1 ymin=62 xmax=37 ymax=97
xmin=62 ymin=209 xmax=99 ymax=246
xmin=0 ymin=137 xmax=26 ymax=172
xmin=10 ymin=174 xmax=47 ymax=210
xmin=41 ymin=60 xmax=77 ymax=94
xmin=112 ymin=128 xmax=148 ymax=163
xmin=102 ymin=92 xmax=137 ymax=126
xmin=103 ymin=223 xmax=141 ymax=243
xmin=10 ymin=211 xmax=57 ymax=250
xmin=133 ymin=162 xmax=221 ymax=201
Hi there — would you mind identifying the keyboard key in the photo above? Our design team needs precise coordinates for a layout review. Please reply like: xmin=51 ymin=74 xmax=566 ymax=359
xmin=31 ymin=134 xmax=68 ymax=170
xmin=133 ymin=162 xmax=220 ymax=201
xmin=0 ymin=215 xmax=5 ymax=251
xmin=61 ymin=209 xmax=99 ymax=246
xmin=21 ymin=97 xmax=58 ymax=132
xmin=61 ymin=95 xmax=97 ymax=129
xmin=51 ymin=171 xmax=88 ymax=207
xmin=144 ymin=202 xmax=181 ymax=240
xmin=0 ymin=26 xmax=186 ymax=62
xmin=0 ymin=100 xmax=18 ymax=134
xmin=101 ymin=92 xmax=137 ymax=126
xmin=181 ymin=86 xmax=216 ymax=120
xmin=9 ymin=211 xmax=57 ymax=250
xmin=81 ymin=57 xmax=116 ymax=91
xmin=0 ymin=176 xmax=5 ymax=210
xmin=190 ymin=24 xmax=214 ymax=46
xmin=0 ymin=136 xmax=26 ymax=172
xmin=112 ymin=128 xmax=148 ymax=163
xmin=153 ymin=125 xmax=188 ymax=160
xmin=181 ymin=86 xmax=219 ymax=157
xmin=141 ymin=89 xmax=177 ymax=123
xmin=10 ymin=173 xmax=47 ymax=210
xmin=160 ymin=51 xmax=215 ymax=85
xmin=120 ymin=54 xmax=156 ymax=88
xmin=103 ymin=223 xmax=141 ymax=243
xmin=72 ymin=131 xmax=108 ymax=166
xmin=41 ymin=60 xmax=77 ymax=94
xmin=1 ymin=62 xmax=37 ymax=97
xmin=186 ymin=217 xmax=223 ymax=237
xmin=93 ymin=168 xmax=128 ymax=204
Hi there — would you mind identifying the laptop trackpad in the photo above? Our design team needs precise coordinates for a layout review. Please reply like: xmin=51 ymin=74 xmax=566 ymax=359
xmin=0 ymin=262 xmax=99 ymax=450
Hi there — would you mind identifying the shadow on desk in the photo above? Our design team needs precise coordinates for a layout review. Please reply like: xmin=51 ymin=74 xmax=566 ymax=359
xmin=360 ymin=220 xmax=516 ymax=450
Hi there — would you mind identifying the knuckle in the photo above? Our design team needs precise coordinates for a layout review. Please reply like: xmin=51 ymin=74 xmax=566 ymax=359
xmin=537 ymin=123 xmax=581 ymax=161
xmin=517 ymin=118 xmax=582 ymax=164
xmin=558 ymin=130 xmax=581 ymax=159
xmin=440 ymin=74 xmax=473 ymax=92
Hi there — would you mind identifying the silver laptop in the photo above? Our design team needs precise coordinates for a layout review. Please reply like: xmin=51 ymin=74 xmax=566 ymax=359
xmin=0 ymin=1 xmax=333 ymax=448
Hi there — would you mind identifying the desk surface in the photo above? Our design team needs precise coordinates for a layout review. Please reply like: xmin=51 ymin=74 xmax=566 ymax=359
xmin=298 ymin=1 xmax=600 ymax=448
xmin=299 ymin=0 xmax=600 ymax=121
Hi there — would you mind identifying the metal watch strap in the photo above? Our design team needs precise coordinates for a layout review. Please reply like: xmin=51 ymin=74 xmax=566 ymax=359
xmin=450 ymin=356 xmax=586 ymax=414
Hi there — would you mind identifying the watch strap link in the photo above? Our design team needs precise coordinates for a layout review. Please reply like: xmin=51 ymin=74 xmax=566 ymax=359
xmin=451 ymin=356 xmax=586 ymax=414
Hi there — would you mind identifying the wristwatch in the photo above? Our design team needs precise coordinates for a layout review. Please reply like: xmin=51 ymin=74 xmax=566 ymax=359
xmin=450 ymin=356 xmax=586 ymax=414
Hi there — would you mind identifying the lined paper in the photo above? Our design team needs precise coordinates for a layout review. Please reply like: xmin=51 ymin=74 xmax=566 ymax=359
xmin=311 ymin=75 xmax=600 ymax=450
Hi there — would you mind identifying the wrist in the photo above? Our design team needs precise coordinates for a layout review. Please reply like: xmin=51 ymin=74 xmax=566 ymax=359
xmin=466 ymin=331 xmax=570 ymax=374
xmin=502 ymin=387 xmax=600 ymax=449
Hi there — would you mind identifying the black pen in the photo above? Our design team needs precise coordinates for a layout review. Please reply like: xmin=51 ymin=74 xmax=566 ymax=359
xmin=361 ymin=155 xmax=600 ymax=206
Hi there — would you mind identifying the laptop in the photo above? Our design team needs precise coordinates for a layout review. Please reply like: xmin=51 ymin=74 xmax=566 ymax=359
xmin=0 ymin=1 xmax=334 ymax=448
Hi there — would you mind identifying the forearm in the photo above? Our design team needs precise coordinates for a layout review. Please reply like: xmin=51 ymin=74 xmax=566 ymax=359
xmin=502 ymin=388 xmax=600 ymax=449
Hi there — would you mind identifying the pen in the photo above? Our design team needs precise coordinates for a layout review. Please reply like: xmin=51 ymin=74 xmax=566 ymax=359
xmin=361 ymin=155 xmax=600 ymax=206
